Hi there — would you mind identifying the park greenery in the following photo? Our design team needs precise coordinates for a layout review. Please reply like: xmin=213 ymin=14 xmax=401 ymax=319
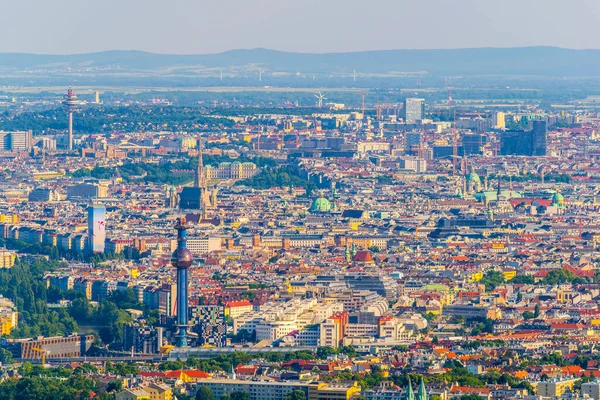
xmin=0 ymin=106 xmax=235 ymax=135
xmin=236 ymin=166 xmax=318 ymax=194
xmin=71 ymin=154 xmax=276 ymax=186
xmin=479 ymin=269 xmax=600 ymax=293
xmin=0 ymin=257 xmax=139 ymax=345
xmin=0 ymin=259 xmax=79 ymax=338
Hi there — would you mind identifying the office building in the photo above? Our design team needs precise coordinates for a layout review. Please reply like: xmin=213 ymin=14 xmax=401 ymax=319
xmin=399 ymin=157 xmax=427 ymax=173
xmin=404 ymin=98 xmax=425 ymax=124
xmin=500 ymin=121 xmax=547 ymax=156
xmin=493 ymin=112 xmax=506 ymax=129
xmin=492 ymin=112 xmax=506 ymax=129
xmin=342 ymin=274 xmax=398 ymax=301
xmin=37 ymin=137 xmax=57 ymax=150
xmin=182 ymin=238 xmax=222 ymax=255
xmin=28 ymin=188 xmax=61 ymax=202
xmin=88 ymin=204 xmax=106 ymax=253
xmin=537 ymin=378 xmax=577 ymax=397
xmin=532 ymin=120 xmax=547 ymax=156
xmin=462 ymin=133 xmax=487 ymax=156
xmin=405 ymin=132 xmax=423 ymax=148
xmin=320 ymin=312 xmax=348 ymax=348
xmin=196 ymin=380 xmax=360 ymax=400
xmin=0 ymin=131 xmax=33 ymax=152
xmin=581 ymin=380 xmax=600 ymax=400
xmin=500 ymin=130 xmax=532 ymax=155
xmin=3 ymin=334 xmax=94 ymax=359
xmin=67 ymin=183 xmax=109 ymax=199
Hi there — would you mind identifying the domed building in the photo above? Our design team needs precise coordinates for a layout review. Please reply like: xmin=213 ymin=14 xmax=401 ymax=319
xmin=552 ymin=191 xmax=565 ymax=208
xmin=465 ymin=171 xmax=482 ymax=193
xmin=310 ymin=196 xmax=331 ymax=213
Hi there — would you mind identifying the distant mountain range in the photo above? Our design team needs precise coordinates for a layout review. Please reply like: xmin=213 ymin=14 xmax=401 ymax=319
xmin=1 ymin=47 xmax=600 ymax=77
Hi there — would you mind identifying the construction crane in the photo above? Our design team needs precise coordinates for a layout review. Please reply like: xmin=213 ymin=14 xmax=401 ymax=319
xmin=32 ymin=347 xmax=49 ymax=366
xmin=257 ymin=126 xmax=261 ymax=151
xmin=361 ymin=92 xmax=367 ymax=116
xmin=452 ymin=109 xmax=459 ymax=173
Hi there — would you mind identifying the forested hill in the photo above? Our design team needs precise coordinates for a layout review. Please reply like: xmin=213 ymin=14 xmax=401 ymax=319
xmin=2 ymin=47 xmax=600 ymax=76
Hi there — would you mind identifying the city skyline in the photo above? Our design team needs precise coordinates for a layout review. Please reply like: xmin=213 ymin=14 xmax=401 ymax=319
xmin=2 ymin=0 xmax=600 ymax=54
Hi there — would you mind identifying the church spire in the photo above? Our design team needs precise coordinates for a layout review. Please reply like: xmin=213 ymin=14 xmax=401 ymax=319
xmin=195 ymin=137 xmax=207 ymax=189
xmin=405 ymin=379 xmax=415 ymax=400
xmin=417 ymin=377 xmax=428 ymax=400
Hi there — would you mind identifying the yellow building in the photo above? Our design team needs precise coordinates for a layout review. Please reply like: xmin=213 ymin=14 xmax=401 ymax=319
xmin=470 ymin=272 xmax=483 ymax=282
xmin=536 ymin=379 xmax=577 ymax=397
xmin=557 ymin=289 xmax=578 ymax=304
xmin=0 ymin=251 xmax=17 ymax=269
xmin=1 ymin=314 xmax=17 ymax=335
xmin=225 ymin=300 xmax=254 ymax=320
xmin=309 ymin=382 xmax=361 ymax=400
xmin=0 ymin=214 xmax=18 ymax=223
xmin=115 ymin=389 xmax=150 ymax=400
xmin=180 ymin=138 xmax=197 ymax=149
xmin=494 ymin=112 xmax=506 ymax=129
xmin=503 ymin=270 xmax=516 ymax=281
xmin=0 ymin=296 xmax=18 ymax=335
xmin=143 ymin=383 xmax=173 ymax=400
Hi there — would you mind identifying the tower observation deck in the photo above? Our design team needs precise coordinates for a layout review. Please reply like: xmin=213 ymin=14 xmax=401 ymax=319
xmin=62 ymin=89 xmax=79 ymax=151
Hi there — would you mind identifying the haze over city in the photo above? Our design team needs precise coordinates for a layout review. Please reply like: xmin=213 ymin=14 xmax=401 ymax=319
xmin=4 ymin=2 xmax=600 ymax=400
xmin=2 ymin=0 xmax=600 ymax=54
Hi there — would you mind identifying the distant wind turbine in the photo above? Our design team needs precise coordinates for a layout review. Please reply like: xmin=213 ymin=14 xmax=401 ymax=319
xmin=314 ymin=91 xmax=326 ymax=107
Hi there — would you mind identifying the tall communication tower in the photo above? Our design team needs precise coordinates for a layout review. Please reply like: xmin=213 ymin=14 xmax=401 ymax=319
xmin=62 ymin=88 xmax=79 ymax=151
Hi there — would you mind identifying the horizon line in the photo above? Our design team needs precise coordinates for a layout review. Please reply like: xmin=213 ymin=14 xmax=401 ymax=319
xmin=2 ymin=45 xmax=600 ymax=57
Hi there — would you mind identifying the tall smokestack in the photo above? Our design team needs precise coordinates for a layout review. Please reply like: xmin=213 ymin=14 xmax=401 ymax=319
xmin=171 ymin=218 xmax=193 ymax=347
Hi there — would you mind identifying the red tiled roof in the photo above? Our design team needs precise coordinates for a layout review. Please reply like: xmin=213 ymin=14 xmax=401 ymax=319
xmin=183 ymin=370 xmax=210 ymax=378
xmin=226 ymin=300 xmax=253 ymax=308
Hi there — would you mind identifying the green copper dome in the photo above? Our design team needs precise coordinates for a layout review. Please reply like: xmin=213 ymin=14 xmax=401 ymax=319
xmin=310 ymin=196 xmax=331 ymax=213
xmin=466 ymin=171 xmax=481 ymax=186
xmin=552 ymin=191 xmax=565 ymax=207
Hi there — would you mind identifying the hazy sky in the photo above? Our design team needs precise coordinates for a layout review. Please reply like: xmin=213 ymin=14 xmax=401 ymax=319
xmin=2 ymin=0 xmax=600 ymax=54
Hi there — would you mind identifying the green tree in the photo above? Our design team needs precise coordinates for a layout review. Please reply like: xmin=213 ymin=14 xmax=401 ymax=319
xmin=284 ymin=390 xmax=306 ymax=400
xmin=230 ymin=391 xmax=250 ymax=400
xmin=316 ymin=346 xmax=335 ymax=359
xmin=543 ymin=269 xmax=576 ymax=285
xmin=107 ymin=380 xmax=123 ymax=393
xmin=510 ymin=275 xmax=534 ymax=284
xmin=70 ymin=297 xmax=92 ymax=321
xmin=480 ymin=271 xmax=505 ymax=291
xmin=522 ymin=311 xmax=535 ymax=320
xmin=0 ymin=348 xmax=13 ymax=365
xmin=196 ymin=386 xmax=217 ymax=400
